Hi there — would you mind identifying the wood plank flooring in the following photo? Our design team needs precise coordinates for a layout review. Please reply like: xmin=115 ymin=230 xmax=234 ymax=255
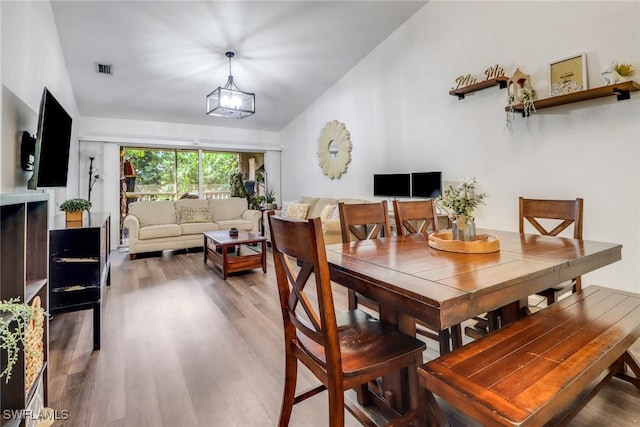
xmin=48 ymin=248 xmax=640 ymax=426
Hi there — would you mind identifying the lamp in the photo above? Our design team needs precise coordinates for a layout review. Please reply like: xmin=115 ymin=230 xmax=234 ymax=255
xmin=206 ymin=51 xmax=255 ymax=119
xmin=87 ymin=157 xmax=100 ymax=202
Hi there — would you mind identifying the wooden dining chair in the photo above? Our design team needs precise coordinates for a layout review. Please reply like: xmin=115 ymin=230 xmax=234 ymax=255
xmin=338 ymin=201 xmax=391 ymax=312
xmin=268 ymin=213 xmax=425 ymax=427
xmin=393 ymin=199 xmax=463 ymax=353
xmin=520 ymin=196 xmax=584 ymax=305
xmin=339 ymin=200 xmax=391 ymax=244
xmin=467 ymin=197 xmax=584 ymax=339
xmin=393 ymin=199 xmax=439 ymax=238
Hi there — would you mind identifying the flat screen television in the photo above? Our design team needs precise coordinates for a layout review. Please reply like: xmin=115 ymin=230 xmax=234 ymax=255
xmin=411 ymin=171 xmax=442 ymax=198
xmin=373 ymin=173 xmax=411 ymax=198
xmin=28 ymin=88 xmax=72 ymax=189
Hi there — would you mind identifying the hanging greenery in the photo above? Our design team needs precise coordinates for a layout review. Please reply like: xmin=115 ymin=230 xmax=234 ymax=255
xmin=0 ymin=298 xmax=46 ymax=383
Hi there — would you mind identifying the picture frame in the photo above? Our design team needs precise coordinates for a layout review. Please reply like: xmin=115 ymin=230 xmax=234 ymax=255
xmin=549 ymin=53 xmax=588 ymax=97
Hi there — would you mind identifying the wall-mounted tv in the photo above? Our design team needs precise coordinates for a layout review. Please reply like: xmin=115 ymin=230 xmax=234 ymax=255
xmin=27 ymin=88 xmax=72 ymax=189
xmin=373 ymin=173 xmax=411 ymax=198
xmin=411 ymin=171 xmax=442 ymax=198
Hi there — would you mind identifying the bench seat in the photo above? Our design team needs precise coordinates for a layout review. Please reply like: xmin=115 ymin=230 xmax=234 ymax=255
xmin=418 ymin=285 xmax=640 ymax=426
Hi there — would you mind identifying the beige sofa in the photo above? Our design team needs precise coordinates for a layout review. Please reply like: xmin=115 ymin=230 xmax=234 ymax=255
xmin=271 ymin=196 xmax=369 ymax=245
xmin=124 ymin=197 xmax=261 ymax=259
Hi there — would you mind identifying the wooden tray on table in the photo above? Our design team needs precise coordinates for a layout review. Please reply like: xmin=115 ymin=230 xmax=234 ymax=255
xmin=428 ymin=230 xmax=500 ymax=253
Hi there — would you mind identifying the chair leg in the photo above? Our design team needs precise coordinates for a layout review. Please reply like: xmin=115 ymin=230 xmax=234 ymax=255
xmin=450 ymin=324 xmax=463 ymax=350
xmin=410 ymin=353 xmax=427 ymax=426
xmin=327 ymin=382 xmax=345 ymax=427
xmin=347 ymin=289 xmax=357 ymax=311
xmin=278 ymin=354 xmax=298 ymax=427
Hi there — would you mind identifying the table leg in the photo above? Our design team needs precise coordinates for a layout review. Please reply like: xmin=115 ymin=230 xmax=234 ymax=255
xmin=499 ymin=299 xmax=527 ymax=327
xmin=261 ymin=241 xmax=267 ymax=273
xmin=378 ymin=306 xmax=411 ymax=412
xmin=203 ymin=235 xmax=208 ymax=264
xmin=93 ymin=301 xmax=101 ymax=351
xmin=222 ymin=244 xmax=229 ymax=280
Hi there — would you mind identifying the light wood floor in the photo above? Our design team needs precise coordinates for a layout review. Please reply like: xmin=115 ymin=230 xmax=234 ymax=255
xmin=48 ymin=248 xmax=640 ymax=426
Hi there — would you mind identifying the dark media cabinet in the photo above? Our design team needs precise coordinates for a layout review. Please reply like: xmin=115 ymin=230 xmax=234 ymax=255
xmin=49 ymin=212 xmax=110 ymax=351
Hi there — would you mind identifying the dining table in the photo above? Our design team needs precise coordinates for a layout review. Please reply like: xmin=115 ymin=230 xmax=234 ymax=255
xmin=325 ymin=229 xmax=622 ymax=415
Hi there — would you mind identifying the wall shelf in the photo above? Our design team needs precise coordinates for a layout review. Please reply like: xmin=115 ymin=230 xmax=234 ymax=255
xmin=506 ymin=81 xmax=640 ymax=115
xmin=450 ymin=76 xmax=509 ymax=100
xmin=1 ymin=193 xmax=49 ymax=427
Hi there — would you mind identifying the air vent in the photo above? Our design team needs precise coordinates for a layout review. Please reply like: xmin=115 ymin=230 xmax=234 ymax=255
xmin=95 ymin=63 xmax=113 ymax=75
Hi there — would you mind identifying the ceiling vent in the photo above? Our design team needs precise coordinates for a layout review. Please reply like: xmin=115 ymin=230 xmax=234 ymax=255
xmin=95 ymin=63 xmax=113 ymax=75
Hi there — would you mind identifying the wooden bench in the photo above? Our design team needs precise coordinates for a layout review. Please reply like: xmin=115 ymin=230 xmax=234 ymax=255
xmin=418 ymin=285 xmax=640 ymax=426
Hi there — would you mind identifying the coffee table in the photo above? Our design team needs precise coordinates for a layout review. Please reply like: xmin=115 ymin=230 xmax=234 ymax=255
xmin=203 ymin=230 xmax=267 ymax=279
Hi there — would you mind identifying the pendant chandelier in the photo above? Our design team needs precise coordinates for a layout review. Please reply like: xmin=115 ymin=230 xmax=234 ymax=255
xmin=206 ymin=51 xmax=255 ymax=119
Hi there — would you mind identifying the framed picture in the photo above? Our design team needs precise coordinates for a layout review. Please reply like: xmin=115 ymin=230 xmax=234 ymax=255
xmin=549 ymin=53 xmax=588 ymax=96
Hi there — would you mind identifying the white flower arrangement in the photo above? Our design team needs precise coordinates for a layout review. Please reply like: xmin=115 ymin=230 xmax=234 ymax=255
xmin=436 ymin=177 xmax=487 ymax=222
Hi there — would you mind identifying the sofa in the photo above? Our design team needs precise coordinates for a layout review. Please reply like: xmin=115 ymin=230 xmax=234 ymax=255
xmin=123 ymin=197 xmax=261 ymax=259
xmin=272 ymin=196 xmax=369 ymax=245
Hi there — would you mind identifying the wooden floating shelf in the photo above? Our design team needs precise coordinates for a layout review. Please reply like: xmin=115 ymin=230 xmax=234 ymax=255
xmin=450 ymin=76 xmax=509 ymax=100
xmin=506 ymin=80 xmax=640 ymax=115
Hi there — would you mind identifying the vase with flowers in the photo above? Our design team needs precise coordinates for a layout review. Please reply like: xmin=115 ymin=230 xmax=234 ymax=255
xmin=436 ymin=177 xmax=487 ymax=241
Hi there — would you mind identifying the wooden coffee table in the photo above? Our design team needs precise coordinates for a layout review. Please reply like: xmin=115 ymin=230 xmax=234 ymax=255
xmin=203 ymin=230 xmax=267 ymax=279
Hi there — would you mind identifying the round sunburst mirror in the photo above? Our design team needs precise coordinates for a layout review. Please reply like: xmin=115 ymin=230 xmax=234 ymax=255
xmin=317 ymin=120 xmax=352 ymax=180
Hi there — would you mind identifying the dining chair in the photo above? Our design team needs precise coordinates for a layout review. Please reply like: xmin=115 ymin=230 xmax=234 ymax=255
xmin=393 ymin=199 xmax=463 ymax=353
xmin=467 ymin=197 xmax=584 ymax=339
xmin=393 ymin=199 xmax=439 ymax=238
xmin=338 ymin=201 xmax=391 ymax=312
xmin=520 ymin=196 xmax=584 ymax=305
xmin=268 ymin=213 xmax=425 ymax=427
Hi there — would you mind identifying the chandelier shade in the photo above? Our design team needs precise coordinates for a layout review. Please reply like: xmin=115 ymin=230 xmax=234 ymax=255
xmin=206 ymin=52 xmax=255 ymax=119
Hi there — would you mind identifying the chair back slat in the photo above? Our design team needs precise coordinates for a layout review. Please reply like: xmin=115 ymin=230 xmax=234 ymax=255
xmin=268 ymin=213 xmax=341 ymax=359
xmin=338 ymin=201 xmax=391 ymax=243
xmin=519 ymin=197 xmax=583 ymax=239
xmin=393 ymin=199 xmax=439 ymax=237
xmin=519 ymin=197 xmax=584 ymax=297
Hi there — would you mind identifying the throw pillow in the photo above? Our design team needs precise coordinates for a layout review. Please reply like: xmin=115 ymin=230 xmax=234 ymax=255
xmin=284 ymin=202 xmax=309 ymax=220
xmin=280 ymin=200 xmax=295 ymax=217
xmin=179 ymin=207 xmax=211 ymax=224
xmin=320 ymin=204 xmax=337 ymax=222
xmin=330 ymin=205 xmax=340 ymax=220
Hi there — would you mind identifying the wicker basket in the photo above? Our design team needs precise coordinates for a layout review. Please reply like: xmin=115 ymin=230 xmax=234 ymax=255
xmin=25 ymin=296 xmax=44 ymax=397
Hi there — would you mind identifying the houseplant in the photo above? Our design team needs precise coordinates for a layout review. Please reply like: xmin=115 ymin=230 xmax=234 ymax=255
xmin=0 ymin=298 xmax=46 ymax=383
xmin=229 ymin=172 xmax=262 ymax=210
xmin=59 ymin=198 xmax=92 ymax=222
xmin=436 ymin=177 xmax=487 ymax=241
xmin=264 ymin=189 xmax=276 ymax=209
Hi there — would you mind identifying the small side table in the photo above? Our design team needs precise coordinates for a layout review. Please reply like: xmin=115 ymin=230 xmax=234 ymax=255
xmin=259 ymin=208 xmax=274 ymax=237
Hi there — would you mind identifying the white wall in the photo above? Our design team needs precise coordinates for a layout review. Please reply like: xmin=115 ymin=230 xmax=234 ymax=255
xmin=1 ymin=0 xmax=80 ymax=217
xmin=280 ymin=1 xmax=640 ymax=292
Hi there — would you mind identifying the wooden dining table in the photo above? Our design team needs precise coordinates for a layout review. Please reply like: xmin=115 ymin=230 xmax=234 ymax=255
xmin=326 ymin=229 xmax=622 ymax=353
xmin=325 ymin=229 xmax=622 ymax=415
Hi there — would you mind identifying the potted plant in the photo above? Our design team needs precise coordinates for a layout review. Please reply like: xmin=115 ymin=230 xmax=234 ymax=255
xmin=59 ymin=198 xmax=92 ymax=222
xmin=436 ymin=177 xmax=487 ymax=241
xmin=0 ymin=298 xmax=46 ymax=383
xmin=264 ymin=189 xmax=276 ymax=209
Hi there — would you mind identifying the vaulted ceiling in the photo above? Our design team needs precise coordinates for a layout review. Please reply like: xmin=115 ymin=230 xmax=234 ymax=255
xmin=51 ymin=1 xmax=427 ymax=132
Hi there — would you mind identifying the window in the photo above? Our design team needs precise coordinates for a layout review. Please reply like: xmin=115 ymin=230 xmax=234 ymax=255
xmin=122 ymin=148 xmax=240 ymax=199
